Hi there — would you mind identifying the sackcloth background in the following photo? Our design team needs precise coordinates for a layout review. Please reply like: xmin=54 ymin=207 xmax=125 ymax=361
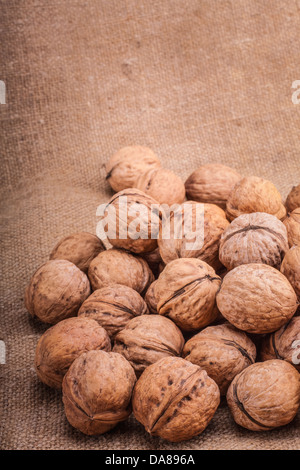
xmin=1 ymin=0 xmax=300 ymax=450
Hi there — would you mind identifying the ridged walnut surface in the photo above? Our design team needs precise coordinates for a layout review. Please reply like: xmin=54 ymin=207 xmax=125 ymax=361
xmin=113 ymin=315 xmax=184 ymax=376
xmin=280 ymin=246 xmax=300 ymax=299
xmin=227 ymin=360 xmax=300 ymax=431
xmin=216 ymin=263 xmax=298 ymax=334
xmin=78 ymin=284 xmax=148 ymax=339
xmin=144 ymin=280 xmax=158 ymax=314
xmin=132 ymin=356 xmax=220 ymax=442
xmin=134 ymin=168 xmax=185 ymax=206
xmin=140 ymin=247 xmax=163 ymax=278
xmin=35 ymin=317 xmax=111 ymax=389
xmin=285 ymin=184 xmax=300 ymax=213
xmin=283 ymin=208 xmax=300 ymax=247
xmin=62 ymin=350 xmax=136 ymax=436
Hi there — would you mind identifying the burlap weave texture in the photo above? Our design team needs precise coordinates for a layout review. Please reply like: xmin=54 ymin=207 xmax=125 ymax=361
xmin=1 ymin=0 xmax=300 ymax=450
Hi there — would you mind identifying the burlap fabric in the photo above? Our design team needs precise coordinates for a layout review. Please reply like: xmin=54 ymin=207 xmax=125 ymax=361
xmin=1 ymin=0 xmax=300 ymax=450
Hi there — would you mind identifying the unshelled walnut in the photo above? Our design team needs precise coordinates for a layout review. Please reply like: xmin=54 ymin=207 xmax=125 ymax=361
xmin=49 ymin=232 xmax=105 ymax=273
xmin=134 ymin=168 xmax=185 ymax=206
xmin=216 ymin=263 xmax=298 ymax=334
xmin=185 ymin=164 xmax=241 ymax=209
xmin=280 ymin=246 xmax=300 ymax=300
xmin=226 ymin=176 xmax=286 ymax=221
xmin=283 ymin=208 xmax=300 ymax=247
xmin=183 ymin=323 xmax=256 ymax=395
xmin=106 ymin=145 xmax=161 ymax=192
xmin=286 ymin=184 xmax=300 ymax=213
xmin=144 ymin=280 xmax=158 ymax=314
xmin=62 ymin=350 xmax=136 ymax=435
xmin=219 ymin=212 xmax=289 ymax=271
xmin=25 ymin=260 xmax=91 ymax=324
xmin=113 ymin=315 xmax=184 ymax=376
xmin=101 ymin=188 xmax=160 ymax=253
xmin=155 ymin=258 xmax=221 ymax=331
xmin=140 ymin=247 xmax=163 ymax=278
xmin=260 ymin=317 xmax=300 ymax=371
xmin=158 ymin=201 xmax=229 ymax=270
xmin=227 ymin=360 xmax=300 ymax=431
xmin=88 ymin=248 xmax=154 ymax=295
xmin=132 ymin=356 xmax=220 ymax=442
xmin=35 ymin=317 xmax=111 ymax=389
xmin=78 ymin=284 xmax=148 ymax=339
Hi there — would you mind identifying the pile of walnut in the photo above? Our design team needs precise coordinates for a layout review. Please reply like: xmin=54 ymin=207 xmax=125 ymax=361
xmin=25 ymin=146 xmax=300 ymax=442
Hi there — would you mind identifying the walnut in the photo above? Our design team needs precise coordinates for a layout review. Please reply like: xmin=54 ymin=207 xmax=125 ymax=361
xmin=283 ymin=208 xmax=300 ymax=247
xmin=226 ymin=176 xmax=286 ymax=221
xmin=101 ymin=188 xmax=160 ymax=254
xmin=132 ymin=356 xmax=220 ymax=442
xmin=49 ymin=232 xmax=105 ymax=273
xmin=62 ymin=350 xmax=136 ymax=435
xmin=144 ymin=280 xmax=158 ymax=314
xmin=88 ymin=248 xmax=154 ymax=295
xmin=185 ymin=164 xmax=241 ymax=209
xmin=155 ymin=258 xmax=221 ymax=331
xmin=227 ymin=359 xmax=300 ymax=431
xmin=106 ymin=146 xmax=161 ymax=192
xmin=286 ymin=184 xmax=300 ymax=213
xmin=216 ymin=263 xmax=298 ymax=334
xmin=134 ymin=168 xmax=185 ymax=206
xmin=113 ymin=315 xmax=184 ymax=376
xmin=140 ymin=247 xmax=163 ymax=278
xmin=78 ymin=284 xmax=148 ymax=339
xmin=219 ymin=212 xmax=289 ymax=271
xmin=280 ymin=246 xmax=300 ymax=300
xmin=183 ymin=322 xmax=256 ymax=395
xmin=35 ymin=317 xmax=111 ymax=389
xmin=260 ymin=317 xmax=300 ymax=371
xmin=158 ymin=201 xmax=229 ymax=270
xmin=25 ymin=260 xmax=91 ymax=324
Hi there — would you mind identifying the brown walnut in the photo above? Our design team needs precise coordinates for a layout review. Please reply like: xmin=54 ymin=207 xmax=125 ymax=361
xmin=49 ymin=232 xmax=105 ymax=273
xmin=183 ymin=322 xmax=256 ymax=395
xmin=35 ymin=317 xmax=111 ymax=389
xmin=219 ymin=212 xmax=289 ymax=270
xmin=158 ymin=201 xmax=229 ymax=270
xmin=134 ymin=168 xmax=185 ymax=206
xmin=62 ymin=350 xmax=136 ymax=435
xmin=144 ymin=280 xmax=158 ymax=314
xmin=139 ymin=247 xmax=163 ymax=278
xmin=113 ymin=315 xmax=184 ymax=376
xmin=227 ymin=359 xmax=300 ymax=431
xmin=88 ymin=248 xmax=154 ymax=295
xmin=78 ymin=284 xmax=148 ymax=339
xmin=286 ymin=184 xmax=300 ymax=213
xmin=283 ymin=208 xmax=300 ymax=247
xmin=216 ymin=263 xmax=298 ymax=334
xmin=280 ymin=246 xmax=300 ymax=299
xmin=132 ymin=356 xmax=220 ymax=442
xmin=226 ymin=176 xmax=286 ymax=221
xmin=25 ymin=259 xmax=91 ymax=324
xmin=260 ymin=317 xmax=300 ymax=371
xmin=106 ymin=146 xmax=161 ymax=192
xmin=155 ymin=258 xmax=221 ymax=331
xmin=185 ymin=163 xmax=241 ymax=209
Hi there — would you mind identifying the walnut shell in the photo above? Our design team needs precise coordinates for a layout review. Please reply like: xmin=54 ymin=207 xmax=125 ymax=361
xmin=88 ymin=248 xmax=154 ymax=295
xmin=286 ymin=184 xmax=300 ymax=213
xmin=49 ymin=232 xmax=105 ymax=273
xmin=216 ymin=263 xmax=298 ymax=334
xmin=283 ymin=208 xmax=300 ymax=247
xmin=134 ymin=168 xmax=185 ymax=206
xmin=260 ymin=317 xmax=300 ymax=371
xmin=106 ymin=146 xmax=161 ymax=192
xmin=132 ymin=356 xmax=220 ymax=442
xmin=35 ymin=317 xmax=111 ymax=389
xmin=101 ymin=189 xmax=160 ymax=254
xmin=227 ymin=360 xmax=300 ymax=431
xmin=183 ymin=323 xmax=256 ymax=395
xmin=78 ymin=284 xmax=148 ymax=339
xmin=144 ymin=280 xmax=158 ymax=314
xmin=226 ymin=176 xmax=286 ymax=221
xmin=280 ymin=246 xmax=300 ymax=300
xmin=219 ymin=212 xmax=289 ymax=271
xmin=62 ymin=350 xmax=136 ymax=435
xmin=113 ymin=315 xmax=184 ymax=376
xmin=158 ymin=201 xmax=229 ymax=270
xmin=185 ymin=164 xmax=241 ymax=209
xmin=25 ymin=260 xmax=91 ymax=324
xmin=155 ymin=258 xmax=221 ymax=331
xmin=139 ymin=247 xmax=163 ymax=278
